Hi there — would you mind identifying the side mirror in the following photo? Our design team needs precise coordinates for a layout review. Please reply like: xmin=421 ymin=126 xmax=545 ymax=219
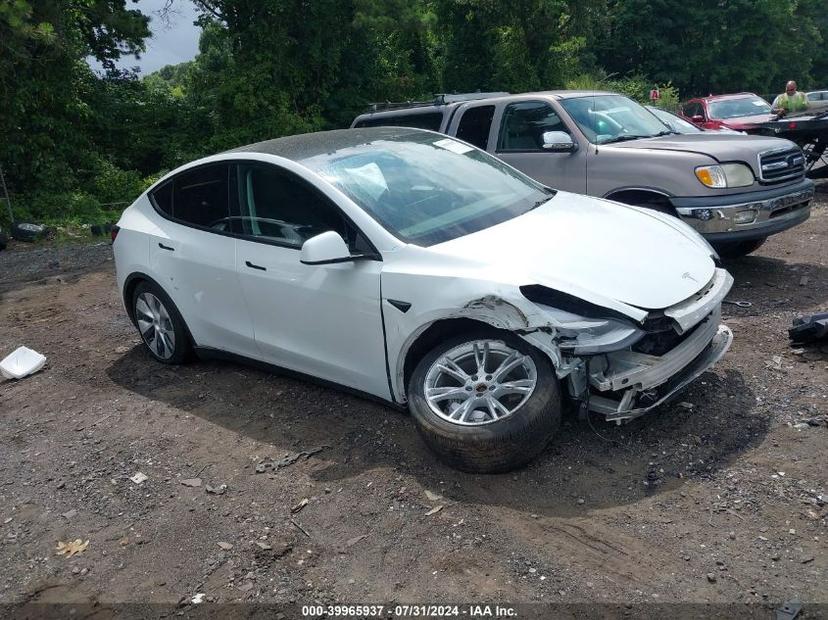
xmin=691 ymin=115 xmax=705 ymax=123
xmin=541 ymin=131 xmax=576 ymax=152
xmin=300 ymin=231 xmax=352 ymax=265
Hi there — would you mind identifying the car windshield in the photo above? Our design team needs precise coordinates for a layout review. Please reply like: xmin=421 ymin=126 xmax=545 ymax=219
xmin=560 ymin=95 xmax=671 ymax=144
xmin=647 ymin=106 xmax=702 ymax=134
xmin=708 ymin=96 xmax=771 ymax=119
xmin=301 ymin=132 xmax=551 ymax=246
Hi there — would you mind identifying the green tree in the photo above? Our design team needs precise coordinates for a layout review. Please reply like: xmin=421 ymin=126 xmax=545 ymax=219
xmin=0 ymin=1 xmax=150 ymax=196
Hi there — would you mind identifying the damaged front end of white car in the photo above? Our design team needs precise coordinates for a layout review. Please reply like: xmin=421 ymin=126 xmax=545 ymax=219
xmin=519 ymin=268 xmax=733 ymax=423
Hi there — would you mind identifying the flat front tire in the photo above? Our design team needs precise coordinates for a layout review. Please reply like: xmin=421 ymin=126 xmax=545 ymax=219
xmin=131 ymin=281 xmax=191 ymax=364
xmin=408 ymin=330 xmax=561 ymax=473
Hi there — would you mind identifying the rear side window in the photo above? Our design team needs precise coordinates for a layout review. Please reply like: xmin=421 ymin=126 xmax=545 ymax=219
xmin=456 ymin=105 xmax=495 ymax=150
xmin=171 ymin=164 xmax=230 ymax=228
xmin=497 ymin=102 xmax=570 ymax=152
xmin=354 ymin=112 xmax=443 ymax=131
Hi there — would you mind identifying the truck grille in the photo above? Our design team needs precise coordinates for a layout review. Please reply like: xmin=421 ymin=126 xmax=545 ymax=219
xmin=758 ymin=147 xmax=806 ymax=184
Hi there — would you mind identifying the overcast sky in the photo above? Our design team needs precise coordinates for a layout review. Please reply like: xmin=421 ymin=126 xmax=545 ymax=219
xmin=89 ymin=0 xmax=202 ymax=75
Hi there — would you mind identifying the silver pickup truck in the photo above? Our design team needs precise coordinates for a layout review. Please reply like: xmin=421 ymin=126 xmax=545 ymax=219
xmin=352 ymin=91 xmax=814 ymax=257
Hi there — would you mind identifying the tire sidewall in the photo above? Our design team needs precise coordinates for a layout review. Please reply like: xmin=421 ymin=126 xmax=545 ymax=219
xmin=408 ymin=329 xmax=561 ymax=472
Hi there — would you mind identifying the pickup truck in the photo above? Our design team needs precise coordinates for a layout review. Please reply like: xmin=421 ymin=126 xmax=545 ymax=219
xmin=352 ymin=91 xmax=814 ymax=257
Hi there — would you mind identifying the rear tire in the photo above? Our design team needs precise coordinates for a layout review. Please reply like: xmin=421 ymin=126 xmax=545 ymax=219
xmin=714 ymin=237 xmax=766 ymax=259
xmin=131 ymin=281 xmax=192 ymax=364
xmin=408 ymin=330 xmax=561 ymax=473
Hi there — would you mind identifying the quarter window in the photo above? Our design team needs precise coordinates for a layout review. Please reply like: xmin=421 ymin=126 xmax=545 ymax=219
xmin=456 ymin=105 xmax=495 ymax=150
xmin=150 ymin=181 xmax=173 ymax=216
xmin=497 ymin=102 xmax=570 ymax=152
xmin=233 ymin=163 xmax=350 ymax=249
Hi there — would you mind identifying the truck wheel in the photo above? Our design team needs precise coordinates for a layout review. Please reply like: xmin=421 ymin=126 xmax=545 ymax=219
xmin=714 ymin=238 xmax=766 ymax=259
xmin=407 ymin=330 xmax=561 ymax=473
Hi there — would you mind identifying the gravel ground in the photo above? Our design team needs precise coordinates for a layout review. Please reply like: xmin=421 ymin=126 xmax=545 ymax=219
xmin=0 ymin=191 xmax=826 ymax=618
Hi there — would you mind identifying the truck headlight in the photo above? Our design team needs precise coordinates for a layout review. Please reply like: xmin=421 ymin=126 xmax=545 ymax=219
xmin=695 ymin=163 xmax=754 ymax=188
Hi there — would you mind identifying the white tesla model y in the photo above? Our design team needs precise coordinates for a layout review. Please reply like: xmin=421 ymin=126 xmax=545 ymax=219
xmin=113 ymin=127 xmax=733 ymax=472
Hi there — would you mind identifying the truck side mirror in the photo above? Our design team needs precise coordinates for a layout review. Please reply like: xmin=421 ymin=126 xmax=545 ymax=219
xmin=541 ymin=131 xmax=577 ymax=152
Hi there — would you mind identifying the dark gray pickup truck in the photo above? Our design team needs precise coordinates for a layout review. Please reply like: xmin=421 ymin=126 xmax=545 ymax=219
xmin=352 ymin=91 xmax=814 ymax=257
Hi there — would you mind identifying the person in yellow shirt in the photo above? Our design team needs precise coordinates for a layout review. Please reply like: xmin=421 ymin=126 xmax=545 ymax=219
xmin=772 ymin=81 xmax=809 ymax=116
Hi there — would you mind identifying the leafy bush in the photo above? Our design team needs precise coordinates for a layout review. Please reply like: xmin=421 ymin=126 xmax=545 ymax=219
xmin=566 ymin=72 xmax=680 ymax=111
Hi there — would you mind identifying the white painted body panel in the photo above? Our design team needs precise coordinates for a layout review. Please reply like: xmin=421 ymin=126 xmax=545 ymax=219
xmin=235 ymin=237 xmax=388 ymax=397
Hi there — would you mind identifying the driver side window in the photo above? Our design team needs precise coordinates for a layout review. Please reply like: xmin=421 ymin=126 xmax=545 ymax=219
xmin=232 ymin=163 xmax=351 ymax=249
xmin=497 ymin=101 xmax=570 ymax=152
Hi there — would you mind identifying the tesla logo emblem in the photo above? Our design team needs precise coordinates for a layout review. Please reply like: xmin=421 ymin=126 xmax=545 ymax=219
xmin=682 ymin=272 xmax=698 ymax=282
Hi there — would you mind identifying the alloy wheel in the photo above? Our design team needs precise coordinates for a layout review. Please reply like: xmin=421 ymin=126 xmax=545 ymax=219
xmin=135 ymin=292 xmax=176 ymax=360
xmin=423 ymin=339 xmax=537 ymax=426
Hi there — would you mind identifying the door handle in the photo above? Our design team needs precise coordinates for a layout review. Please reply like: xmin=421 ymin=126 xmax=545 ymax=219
xmin=158 ymin=243 xmax=175 ymax=251
xmin=245 ymin=260 xmax=267 ymax=271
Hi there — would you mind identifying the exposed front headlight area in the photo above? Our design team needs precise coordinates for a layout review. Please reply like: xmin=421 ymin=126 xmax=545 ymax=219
xmin=695 ymin=163 xmax=754 ymax=188
xmin=519 ymin=285 xmax=645 ymax=355
xmin=519 ymin=269 xmax=734 ymax=423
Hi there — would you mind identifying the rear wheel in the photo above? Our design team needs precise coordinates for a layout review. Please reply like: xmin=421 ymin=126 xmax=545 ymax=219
xmin=407 ymin=330 xmax=561 ymax=473
xmin=714 ymin=237 xmax=766 ymax=259
xmin=131 ymin=281 xmax=191 ymax=364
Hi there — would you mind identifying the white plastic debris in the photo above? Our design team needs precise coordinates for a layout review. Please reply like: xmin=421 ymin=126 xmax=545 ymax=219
xmin=0 ymin=346 xmax=47 ymax=380
xmin=129 ymin=472 xmax=148 ymax=485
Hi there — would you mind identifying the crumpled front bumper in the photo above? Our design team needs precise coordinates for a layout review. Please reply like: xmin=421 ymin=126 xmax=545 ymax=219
xmin=587 ymin=322 xmax=733 ymax=422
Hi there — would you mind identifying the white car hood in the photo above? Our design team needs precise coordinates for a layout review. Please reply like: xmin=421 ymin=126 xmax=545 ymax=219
xmin=430 ymin=191 xmax=715 ymax=311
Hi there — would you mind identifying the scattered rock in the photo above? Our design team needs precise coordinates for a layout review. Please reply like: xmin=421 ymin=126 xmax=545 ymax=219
xmin=217 ymin=542 xmax=233 ymax=551
xmin=706 ymin=573 xmax=717 ymax=583
xmin=206 ymin=484 xmax=227 ymax=495
xmin=180 ymin=478 xmax=202 ymax=488
xmin=425 ymin=506 xmax=444 ymax=516
xmin=291 ymin=498 xmax=309 ymax=514
xmin=129 ymin=472 xmax=148 ymax=485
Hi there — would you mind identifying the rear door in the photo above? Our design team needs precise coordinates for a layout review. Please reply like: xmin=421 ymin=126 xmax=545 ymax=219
xmin=147 ymin=163 xmax=257 ymax=357
xmin=491 ymin=100 xmax=587 ymax=193
xmin=448 ymin=103 xmax=497 ymax=151
xmin=231 ymin=161 xmax=389 ymax=399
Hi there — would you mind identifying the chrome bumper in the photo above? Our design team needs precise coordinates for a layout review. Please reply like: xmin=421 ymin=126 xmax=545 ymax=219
xmin=675 ymin=185 xmax=813 ymax=237
xmin=587 ymin=315 xmax=733 ymax=422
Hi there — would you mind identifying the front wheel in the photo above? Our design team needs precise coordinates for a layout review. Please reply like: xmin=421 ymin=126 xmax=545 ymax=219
xmin=407 ymin=330 xmax=561 ymax=473
xmin=714 ymin=237 xmax=766 ymax=259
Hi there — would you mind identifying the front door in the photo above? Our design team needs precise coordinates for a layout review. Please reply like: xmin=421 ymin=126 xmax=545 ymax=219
xmin=231 ymin=161 xmax=390 ymax=399
xmin=492 ymin=100 xmax=587 ymax=193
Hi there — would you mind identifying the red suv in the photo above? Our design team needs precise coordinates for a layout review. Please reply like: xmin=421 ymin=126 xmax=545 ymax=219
xmin=681 ymin=93 xmax=775 ymax=131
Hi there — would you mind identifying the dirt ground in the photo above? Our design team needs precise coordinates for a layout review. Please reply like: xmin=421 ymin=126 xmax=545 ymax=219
xmin=1 ymin=189 xmax=826 ymax=619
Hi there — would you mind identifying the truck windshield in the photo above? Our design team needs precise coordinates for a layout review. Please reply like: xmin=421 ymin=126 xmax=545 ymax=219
xmin=560 ymin=95 xmax=671 ymax=144
xmin=301 ymin=132 xmax=552 ymax=247
xmin=708 ymin=96 xmax=771 ymax=119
